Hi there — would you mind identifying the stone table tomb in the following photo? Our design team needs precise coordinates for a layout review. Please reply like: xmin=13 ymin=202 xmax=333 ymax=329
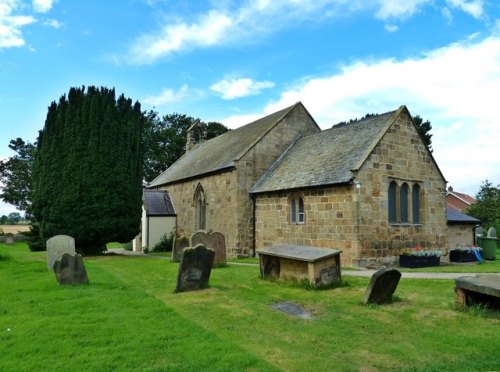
xmin=257 ymin=244 xmax=341 ymax=287
xmin=455 ymin=275 xmax=500 ymax=310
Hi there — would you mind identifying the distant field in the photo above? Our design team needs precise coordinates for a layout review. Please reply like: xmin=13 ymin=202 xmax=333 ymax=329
xmin=0 ymin=225 xmax=30 ymax=234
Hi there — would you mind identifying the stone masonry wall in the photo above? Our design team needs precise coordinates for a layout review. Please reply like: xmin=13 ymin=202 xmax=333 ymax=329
xmin=354 ymin=109 xmax=447 ymax=266
xmin=254 ymin=109 xmax=447 ymax=267
xmin=447 ymin=224 xmax=475 ymax=251
xmin=254 ymin=186 xmax=359 ymax=265
xmin=235 ymin=104 xmax=320 ymax=256
xmin=160 ymin=170 xmax=240 ymax=256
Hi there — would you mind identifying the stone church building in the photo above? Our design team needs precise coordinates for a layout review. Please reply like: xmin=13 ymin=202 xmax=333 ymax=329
xmin=148 ymin=103 xmax=448 ymax=266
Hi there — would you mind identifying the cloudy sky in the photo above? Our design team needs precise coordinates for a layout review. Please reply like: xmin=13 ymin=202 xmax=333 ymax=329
xmin=1 ymin=0 xmax=499 ymax=216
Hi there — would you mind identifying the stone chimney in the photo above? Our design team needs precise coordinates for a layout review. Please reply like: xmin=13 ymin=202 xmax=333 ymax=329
xmin=185 ymin=120 xmax=207 ymax=151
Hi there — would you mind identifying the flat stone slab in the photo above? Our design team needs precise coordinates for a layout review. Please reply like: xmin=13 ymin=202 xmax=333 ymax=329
xmin=455 ymin=275 xmax=500 ymax=310
xmin=455 ymin=275 xmax=500 ymax=297
xmin=257 ymin=245 xmax=341 ymax=263
xmin=271 ymin=302 xmax=314 ymax=320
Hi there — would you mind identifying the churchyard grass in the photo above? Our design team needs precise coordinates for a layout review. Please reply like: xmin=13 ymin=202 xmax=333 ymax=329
xmin=1 ymin=243 xmax=499 ymax=371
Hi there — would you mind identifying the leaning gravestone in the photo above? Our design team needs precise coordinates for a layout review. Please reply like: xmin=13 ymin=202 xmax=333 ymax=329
xmin=53 ymin=253 xmax=89 ymax=285
xmin=487 ymin=227 xmax=497 ymax=238
xmin=364 ymin=268 xmax=402 ymax=305
xmin=5 ymin=233 xmax=15 ymax=245
xmin=208 ymin=231 xmax=227 ymax=265
xmin=46 ymin=235 xmax=76 ymax=271
xmin=175 ymin=244 xmax=214 ymax=293
xmin=172 ymin=235 xmax=189 ymax=262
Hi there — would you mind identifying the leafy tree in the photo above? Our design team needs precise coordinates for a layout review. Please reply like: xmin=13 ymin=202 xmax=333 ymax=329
xmin=7 ymin=212 xmax=21 ymax=224
xmin=0 ymin=215 xmax=8 ymax=225
xmin=143 ymin=112 xmax=229 ymax=183
xmin=31 ymin=86 xmax=145 ymax=254
xmin=0 ymin=138 xmax=35 ymax=213
xmin=466 ymin=180 xmax=500 ymax=231
xmin=333 ymin=113 xmax=433 ymax=151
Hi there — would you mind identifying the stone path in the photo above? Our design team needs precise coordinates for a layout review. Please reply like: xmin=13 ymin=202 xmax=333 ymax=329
xmin=106 ymin=249 xmax=497 ymax=279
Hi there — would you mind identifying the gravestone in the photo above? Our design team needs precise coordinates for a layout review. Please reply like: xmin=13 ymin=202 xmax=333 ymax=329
xmin=53 ymin=253 xmax=89 ymax=285
xmin=172 ymin=235 xmax=189 ymax=262
xmin=475 ymin=226 xmax=483 ymax=238
xmin=5 ymin=233 xmax=15 ymax=245
xmin=364 ymin=268 xmax=402 ymax=305
xmin=487 ymin=227 xmax=497 ymax=238
xmin=175 ymin=244 xmax=214 ymax=293
xmin=46 ymin=235 xmax=76 ymax=270
xmin=271 ymin=302 xmax=314 ymax=320
xmin=208 ymin=231 xmax=226 ymax=265
xmin=190 ymin=230 xmax=210 ymax=248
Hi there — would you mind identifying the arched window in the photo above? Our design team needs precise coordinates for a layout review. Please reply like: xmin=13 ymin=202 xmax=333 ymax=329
xmin=194 ymin=184 xmax=206 ymax=230
xmin=400 ymin=183 xmax=409 ymax=223
xmin=388 ymin=181 xmax=397 ymax=223
xmin=412 ymin=184 xmax=420 ymax=224
xmin=290 ymin=195 xmax=305 ymax=224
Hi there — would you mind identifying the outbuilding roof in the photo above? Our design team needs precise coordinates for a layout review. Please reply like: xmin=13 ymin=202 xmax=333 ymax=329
xmin=446 ymin=207 xmax=480 ymax=225
xmin=144 ymin=190 xmax=176 ymax=216
xmin=148 ymin=102 xmax=309 ymax=187
xmin=251 ymin=109 xmax=400 ymax=193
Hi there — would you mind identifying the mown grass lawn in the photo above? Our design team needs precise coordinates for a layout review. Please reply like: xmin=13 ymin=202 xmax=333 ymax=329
xmin=1 ymin=243 xmax=499 ymax=371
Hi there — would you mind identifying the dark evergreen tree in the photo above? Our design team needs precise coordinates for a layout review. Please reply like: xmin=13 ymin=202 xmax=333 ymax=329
xmin=143 ymin=112 xmax=229 ymax=183
xmin=31 ymin=86 xmax=144 ymax=254
xmin=412 ymin=115 xmax=433 ymax=152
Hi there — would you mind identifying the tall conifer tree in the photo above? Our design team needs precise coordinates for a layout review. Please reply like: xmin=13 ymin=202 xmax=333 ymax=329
xmin=32 ymin=86 xmax=144 ymax=254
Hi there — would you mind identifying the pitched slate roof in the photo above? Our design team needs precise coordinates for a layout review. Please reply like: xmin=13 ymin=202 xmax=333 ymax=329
xmin=251 ymin=109 xmax=400 ymax=194
xmin=144 ymin=190 xmax=176 ymax=216
xmin=148 ymin=103 xmax=306 ymax=187
xmin=446 ymin=207 xmax=480 ymax=224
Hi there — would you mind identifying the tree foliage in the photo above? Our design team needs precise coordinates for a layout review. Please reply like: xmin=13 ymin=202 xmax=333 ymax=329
xmin=466 ymin=180 xmax=500 ymax=231
xmin=143 ymin=112 xmax=229 ymax=183
xmin=333 ymin=112 xmax=433 ymax=151
xmin=31 ymin=86 xmax=145 ymax=254
xmin=0 ymin=138 xmax=35 ymax=213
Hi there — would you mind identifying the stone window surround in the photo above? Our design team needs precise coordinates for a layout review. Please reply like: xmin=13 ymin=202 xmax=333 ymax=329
xmin=388 ymin=178 xmax=423 ymax=227
xmin=289 ymin=193 xmax=305 ymax=225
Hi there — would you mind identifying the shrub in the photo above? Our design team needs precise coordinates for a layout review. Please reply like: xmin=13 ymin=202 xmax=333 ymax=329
xmin=153 ymin=232 xmax=175 ymax=252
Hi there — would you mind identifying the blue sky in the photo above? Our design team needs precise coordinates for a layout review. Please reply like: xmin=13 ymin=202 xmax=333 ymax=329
xmin=1 ymin=0 xmax=499 ymax=216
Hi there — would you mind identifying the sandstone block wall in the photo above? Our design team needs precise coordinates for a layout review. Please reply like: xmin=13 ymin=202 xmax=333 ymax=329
xmin=354 ymin=109 xmax=447 ymax=266
xmin=255 ymin=186 xmax=359 ymax=265
xmin=447 ymin=224 xmax=475 ymax=251
xmin=160 ymin=171 xmax=240 ymax=256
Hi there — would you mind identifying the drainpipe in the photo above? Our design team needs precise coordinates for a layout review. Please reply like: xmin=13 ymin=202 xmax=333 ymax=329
xmin=252 ymin=194 xmax=256 ymax=257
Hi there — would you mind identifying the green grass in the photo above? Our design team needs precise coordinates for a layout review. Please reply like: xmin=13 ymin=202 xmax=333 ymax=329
xmin=1 ymin=243 xmax=499 ymax=371
xmin=148 ymin=251 xmax=172 ymax=258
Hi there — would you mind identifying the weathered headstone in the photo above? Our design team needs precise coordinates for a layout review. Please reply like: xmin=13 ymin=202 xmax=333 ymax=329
xmin=5 ymin=233 xmax=15 ymax=245
xmin=175 ymin=244 xmax=214 ymax=293
xmin=364 ymin=268 xmax=402 ymax=305
xmin=487 ymin=227 xmax=497 ymax=238
xmin=475 ymin=226 xmax=483 ymax=237
xmin=208 ymin=231 xmax=226 ymax=265
xmin=172 ymin=235 xmax=189 ymax=262
xmin=47 ymin=235 xmax=76 ymax=270
xmin=190 ymin=230 xmax=210 ymax=248
xmin=53 ymin=253 xmax=89 ymax=285
xmin=46 ymin=235 xmax=76 ymax=270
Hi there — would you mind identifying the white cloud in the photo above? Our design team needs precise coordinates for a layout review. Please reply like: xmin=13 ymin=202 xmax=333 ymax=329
xmin=220 ymin=35 xmax=500 ymax=195
xmin=120 ymin=0 xmax=492 ymax=64
xmin=210 ymin=78 xmax=275 ymax=100
xmin=0 ymin=0 xmax=36 ymax=48
xmin=446 ymin=0 xmax=483 ymax=19
xmin=32 ymin=0 xmax=54 ymax=13
xmin=384 ymin=24 xmax=399 ymax=32
xmin=43 ymin=18 xmax=62 ymax=28
xmin=375 ymin=0 xmax=430 ymax=20
xmin=142 ymin=84 xmax=189 ymax=106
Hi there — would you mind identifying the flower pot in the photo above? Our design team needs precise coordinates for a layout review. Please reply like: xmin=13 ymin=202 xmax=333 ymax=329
xmin=449 ymin=250 xmax=479 ymax=262
xmin=399 ymin=255 xmax=440 ymax=268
